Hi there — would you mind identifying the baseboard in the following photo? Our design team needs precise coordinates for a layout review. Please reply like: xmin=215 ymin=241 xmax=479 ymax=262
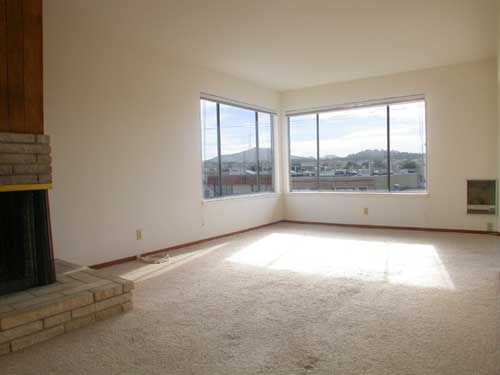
xmin=91 ymin=219 xmax=498 ymax=269
xmin=91 ymin=256 xmax=138 ymax=269
xmin=90 ymin=220 xmax=281 ymax=269
xmin=281 ymin=219 xmax=498 ymax=235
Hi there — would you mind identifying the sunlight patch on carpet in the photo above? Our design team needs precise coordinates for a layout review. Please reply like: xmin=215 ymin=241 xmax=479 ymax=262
xmin=226 ymin=233 xmax=454 ymax=290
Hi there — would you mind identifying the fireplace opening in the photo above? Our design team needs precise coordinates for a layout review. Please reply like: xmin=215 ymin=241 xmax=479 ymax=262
xmin=0 ymin=190 xmax=56 ymax=296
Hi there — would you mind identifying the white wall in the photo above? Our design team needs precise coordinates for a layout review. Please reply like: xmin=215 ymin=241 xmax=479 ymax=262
xmin=43 ymin=1 xmax=283 ymax=266
xmin=497 ymin=1 xmax=500 ymax=231
xmin=43 ymin=2 xmax=499 ymax=266
xmin=280 ymin=60 xmax=498 ymax=231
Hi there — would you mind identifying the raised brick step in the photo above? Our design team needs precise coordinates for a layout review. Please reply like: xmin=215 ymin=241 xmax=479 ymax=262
xmin=0 ymin=260 xmax=134 ymax=355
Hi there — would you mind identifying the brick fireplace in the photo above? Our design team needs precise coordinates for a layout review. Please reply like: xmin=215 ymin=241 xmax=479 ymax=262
xmin=0 ymin=261 xmax=134 ymax=356
xmin=0 ymin=133 xmax=135 ymax=355
xmin=0 ymin=132 xmax=56 ymax=297
xmin=0 ymin=1 xmax=134 ymax=356
xmin=0 ymin=133 xmax=52 ymax=187
xmin=0 ymin=0 xmax=55 ymax=297
xmin=0 ymin=190 xmax=55 ymax=296
xmin=0 ymin=134 xmax=135 ymax=355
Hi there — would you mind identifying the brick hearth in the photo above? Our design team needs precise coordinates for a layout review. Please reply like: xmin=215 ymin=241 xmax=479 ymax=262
xmin=0 ymin=260 xmax=133 ymax=355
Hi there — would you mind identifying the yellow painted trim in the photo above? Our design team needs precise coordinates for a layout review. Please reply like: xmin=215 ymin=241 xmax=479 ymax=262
xmin=0 ymin=184 xmax=52 ymax=192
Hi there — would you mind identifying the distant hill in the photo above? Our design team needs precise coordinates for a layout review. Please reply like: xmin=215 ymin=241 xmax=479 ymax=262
xmin=344 ymin=149 xmax=424 ymax=161
xmin=206 ymin=148 xmax=423 ymax=164
xmin=207 ymin=147 xmax=272 ymax=163
xmin=292 ymin=149 xmax=424 ymax=161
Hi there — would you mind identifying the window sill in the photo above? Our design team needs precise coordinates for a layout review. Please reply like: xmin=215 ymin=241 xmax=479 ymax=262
xmin=202 ymin=192 xmax=280 ymax=204
xmin=286 ymin=191 xmax=429 ymax=197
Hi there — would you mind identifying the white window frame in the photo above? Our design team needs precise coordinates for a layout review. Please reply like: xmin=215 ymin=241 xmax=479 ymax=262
xmin=200 ymin=95 xmax=277 ymax=200
xmin=286 ymin=95 xmax=428 ymax=195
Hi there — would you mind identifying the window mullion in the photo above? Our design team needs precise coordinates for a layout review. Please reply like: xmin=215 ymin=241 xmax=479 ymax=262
xmin=316 ymin=113 xmax=320 ymax=191
xmin=271 ymin=115 xmax=275 ymax=192
xmin=287 ymin=116 xmax=291 ymax=192
xmin=216 ymin=103 xmax=223 ymax=197
xmin=255 ymin=112 xmax=260 ymax=193
xmin=387 ymin=105 xmax=391 ymax=192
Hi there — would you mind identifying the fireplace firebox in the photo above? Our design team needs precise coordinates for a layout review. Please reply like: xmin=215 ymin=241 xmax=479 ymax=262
xmin=0 ymin=190 xmax=56 ymax=296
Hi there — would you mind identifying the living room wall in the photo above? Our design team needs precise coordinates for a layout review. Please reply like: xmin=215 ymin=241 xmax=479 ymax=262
xmin=280 ymin=60 xmax=498 ymax=231
xmin=43 ymin=1 xmax=283 ymax=265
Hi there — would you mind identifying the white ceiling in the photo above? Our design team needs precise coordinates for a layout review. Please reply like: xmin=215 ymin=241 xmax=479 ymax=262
xmin=89 ymin=0 xmax=497 ymax=91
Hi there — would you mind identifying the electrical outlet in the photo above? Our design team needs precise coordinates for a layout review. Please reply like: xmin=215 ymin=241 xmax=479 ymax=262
xmin=486 ymin=222 xmax=494 ymax=232
xmin=363 ymin=208 xmax=369 ymax=215
xmin=136 ymin=229 xmax=143 ymax=240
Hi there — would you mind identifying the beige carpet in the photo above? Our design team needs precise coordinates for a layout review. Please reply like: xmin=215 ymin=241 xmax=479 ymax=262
xmin=0 ymin=222 xmax=499 ymax=374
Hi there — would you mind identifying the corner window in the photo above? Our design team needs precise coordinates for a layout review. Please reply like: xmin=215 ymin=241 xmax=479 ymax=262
xmin=201 ymin=98 xmax=274 ymax=199
xmin=288 ymin=99 xmax=426 ymax=193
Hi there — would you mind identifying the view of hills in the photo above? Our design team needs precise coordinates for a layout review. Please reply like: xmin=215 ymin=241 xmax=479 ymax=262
xmin=207 ymin=147 xmax=272 ymax=163
xmin=291 ymin=149 xmax=424 ymax=162
xmin=207 ymin=148 xmax=424 ymax=163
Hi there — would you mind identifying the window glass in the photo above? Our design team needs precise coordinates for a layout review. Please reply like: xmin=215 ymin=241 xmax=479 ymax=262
xmin=389 ymin=101 xmax=426 ymax=192
xmin=201 ymin=99 xmax=274 ymax=199
xmin=289 ymin=114 xmax=318 ymax=191
xmin=258 ymin=112 xmax=273 ymax=192
xmin=219 ymin=104 xmax=257 ymax=196
xmin=201 ymin=100 xmax=219 ymax=198
xmin=288 ymin=99 xmax=426 ymax=193
xmin=319 ymin=106 xmax=388 ymax=192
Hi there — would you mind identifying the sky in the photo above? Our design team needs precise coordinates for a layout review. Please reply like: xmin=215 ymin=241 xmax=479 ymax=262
xmin=201 ymin=100 xmax=272 ymax=160
xmin=290 ymin=102 xmax=426 ymax=158
xmin=201 ymin=100 xmax=425 ymax=161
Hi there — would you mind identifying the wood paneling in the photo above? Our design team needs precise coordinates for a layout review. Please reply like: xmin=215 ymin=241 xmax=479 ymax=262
xmin=6 ymin=0 xmax=25 ymax=133
xmin=0 ymin=1 xmax=8 ymax=131
xmin=1 ymin=0 xmax=43 ymax=134
xmin=22 ymin=0 xmax=42 ymax=134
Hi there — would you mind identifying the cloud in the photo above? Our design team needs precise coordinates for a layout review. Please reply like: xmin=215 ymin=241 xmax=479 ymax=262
xmin=202 ymin=100 xmax=426 ymax=160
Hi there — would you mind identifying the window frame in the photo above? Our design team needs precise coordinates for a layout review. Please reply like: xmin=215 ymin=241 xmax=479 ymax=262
xmin=287 ymin=97 xmax=427 ymax=194
xmin=200 ymin=97 xmax=276 ymax=200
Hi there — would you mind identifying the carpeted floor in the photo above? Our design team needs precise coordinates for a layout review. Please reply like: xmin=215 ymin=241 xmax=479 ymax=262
xmin=0 ymin=222 xmax=499 ymax=374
